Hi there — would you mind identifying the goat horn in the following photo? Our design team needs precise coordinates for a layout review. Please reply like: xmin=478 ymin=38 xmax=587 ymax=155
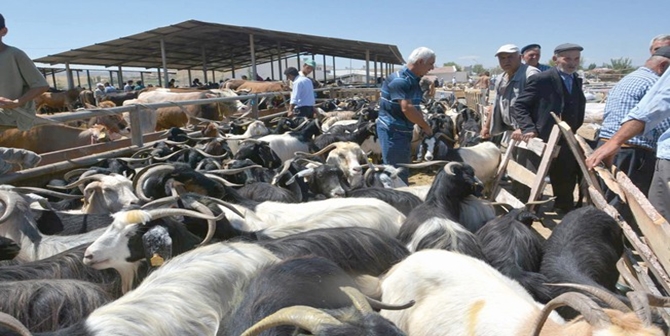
xmin=0 ymin=312 xmax=31 ymax=336
xmin=133 ymin=164 xmax=176 ymax=202
xmin=204 ymin=173 xmax=244 ymax=188
xmin=182 ymin=198 xmax=217 ymax=246
xmin=546 ymin=283 xmax=631 ymax=312
xmin=341 ymin=286 xmax=373 ymax=313
xmin=627 ymin=292 xmax=653 ymax=327
xmin=240 ymin=138 xmax=263 ymax=144
xmin=532 ymin=292 xmax=611 ymax=336
xmin=47 ymin=174 xmax=107 ymax=190
xmin=9 ymin=187 xmax=83 ymax=200
xmin=240 ymin=306 xmax=342 ymax=336
xmin=192 ymin=148 xmax=229 ymax=159
xmin=116 ymin=157 xmax=152 ymax=163
xmin=396 ymin=160 xmax=451 ymax=169
xmin=307 ymin=143 xmax=339 ymax=158
xmin=271 ymin=158 xmax=295 ymax=186
xmin=436 ymin=132 xmax=456 ymax=144
xmin=207 ymin=165 xmax=263 ymax=175
xmin=366 ymin=297 xmax=415 ymax=311
xmin=363 ymin=163 xmax=376 ymax=187
xmin=190 ymin=195 xmax=245 ymax=219
xmin=443 ymin=161 xmax=462 ymax=175
xmin=130 ymin=147 xmax=154 ymax=158
xmin=142 ymin=208 xmax=225 ymax=224
xmin=0 ymin=190 xmax=18 ymax=224
xmin=287 ymin=168 xmax=314 ymax=185
xmin=63 ymin=168 xmax=91 ymax=181
xmin=140 ymin=195 xmax=180 ymax=209
xmin=151 ymin=148 xmax=190 ymax=161
xmin=524 ymin=196 xmax=557 ymax=206
xmin=289 ymin=119 xmax=309 ymax=131
xmin=163 ymin=139 xmax=189 ymax=146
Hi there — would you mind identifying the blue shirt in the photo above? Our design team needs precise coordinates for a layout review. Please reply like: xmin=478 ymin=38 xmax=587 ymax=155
xmin=290 ymin=75 xmax=315 ymax=107
xmin=623 ymin=69 xmax=670 ymax=160
xmin=537 ymin=64 xmax=552 ymax=72
xmin=378 ymin=66 xmax=423 ymax=131
xmin=558 ymin=70 xmax=574 ymax=93
xmin=600 ymin=67 xmax=660 ymax=149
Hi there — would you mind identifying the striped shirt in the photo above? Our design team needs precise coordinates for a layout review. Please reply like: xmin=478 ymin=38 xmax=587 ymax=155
xmin=378 ymin=66 xmax=423 ymax=131
xmin=600 ymin=67 xmax=660 ymax=149
xmin=623 ymin=68 xmax=670 ymax=159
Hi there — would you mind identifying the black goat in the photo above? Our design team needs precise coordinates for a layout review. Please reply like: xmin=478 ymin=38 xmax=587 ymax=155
xmin=237 ymin=182 xmax=301 ymax=203
xmin=312 ymin=122 xmax=375 ymax=151
xmin=135 ymin=163 xmax=226 ymax=201
xmin=0 ymin=237 xmax=19 ymax=261
xmin=34 ymin=211 xmax=114 ymax=236
xmin=234 ymin=140 xmax=282 ymax=170
xmin=540 ymin=206 xmax=624 ymax=318
xmin=227 ymin=257 xmax=407 ymax=336
xmin=476 ymin=208 xmax=551 ymax=302
xmin=0 ymin=279 xmax=112 ymax=332
xmin=346 ymin=187 xmax=421 ymax=216
xmin=455 ymin=107 xmax=482 ymax=147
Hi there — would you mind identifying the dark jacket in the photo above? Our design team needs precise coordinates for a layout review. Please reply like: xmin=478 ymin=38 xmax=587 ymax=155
xmin=512 ymin=67 xmax=585 ymax=141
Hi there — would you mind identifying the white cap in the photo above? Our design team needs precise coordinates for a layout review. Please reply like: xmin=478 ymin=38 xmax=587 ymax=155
xmin=495 ymin=44 xmax=520 ymax=56
xmin=96 ymin=82 xmax=104 ymax=87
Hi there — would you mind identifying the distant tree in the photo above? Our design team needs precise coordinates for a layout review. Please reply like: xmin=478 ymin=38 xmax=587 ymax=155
xmin=472 ymin=64 xmax=485 ymax=74
xmin=443 ymin=62 xmax=462 ymax=71
xmin=587 ymin=63 xmax=597 ymax=70
xmin=488 ymin=65 xmax=502 ymax=75
xmin=609 ymin=57 xmax=634 ymax=72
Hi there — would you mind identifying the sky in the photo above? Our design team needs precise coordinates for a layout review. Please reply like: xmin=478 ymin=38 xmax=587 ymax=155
xmin=2 ymin=0 xmax=668 ymax=71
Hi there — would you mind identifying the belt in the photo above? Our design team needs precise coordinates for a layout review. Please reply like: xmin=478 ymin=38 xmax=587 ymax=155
xmin=599 ymin=138 xmax=653 ymax=152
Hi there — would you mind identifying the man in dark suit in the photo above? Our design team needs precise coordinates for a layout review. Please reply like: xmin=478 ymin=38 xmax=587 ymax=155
xmin=512 ymin=43 xmax=586 ymax=213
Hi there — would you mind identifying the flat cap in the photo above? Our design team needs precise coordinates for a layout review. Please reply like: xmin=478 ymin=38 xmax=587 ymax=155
xmin=495 ymin=44 xmax=519 ymax=56
xmin=521 ymin=44 xmax=541 ymax=54
xmin=554 ymin=43 xmax=583 ymax=54
xmin=653 ymin=46 xmax=670 ymax=59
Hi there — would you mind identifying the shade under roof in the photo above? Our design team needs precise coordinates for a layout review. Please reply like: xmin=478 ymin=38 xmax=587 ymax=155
xmin=34 ymin=20 xmax=405 ymax=71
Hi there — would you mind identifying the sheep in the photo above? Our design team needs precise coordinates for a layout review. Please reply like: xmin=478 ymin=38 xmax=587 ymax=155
xmin=476 ymin=208 xmax=551 ymax=302
xmin=540 ymin=206 xmax=625 ymax=318
xmin=379 ymin=249 xmax=666 ymax=336
xmin=397 ymin=162 xmax=495 ymax=254
xmin=0 ymin=241 xmax=281 ymax=336
xmin=346 ymin=187 xmax=421 ymax=216
xmin=228 ymin=257 xmax=409 ymax=336
xmin=0 ymin=279 xmax=112 ymax=332
xmin=256 ymin=119 xmax=322 ymax=162
xmin=0 ymin=236 xmax=19 ymax=261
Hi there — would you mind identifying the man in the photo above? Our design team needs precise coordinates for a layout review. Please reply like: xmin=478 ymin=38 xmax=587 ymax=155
xmin=123 ymin=80 xmax=134 ymax=92
xmin=512 ymin=43 xmax=586 ymax=213
xmin=285 ymin=59 xmax=316 ymax=118
xmin=451 ymin=76 xmax=457 ymax=87
xmin=94 ymin=83 xmax=106 ymax=106
xmin=650 ymin=34 xmax=670 ymax=54
xmin=521 ymin=44 xmax=552 ymax=72
xmin=482 ymin=44 xmax=539 ymax=141
xmin=596 ymin=46 xmax=670 ymax=215
xmin=377 ymin=47 xmax=435 ymax=184
xmin=475 ymin=71 xmax=491 ymax=104
xmin=0 ymin=13 xmax=49 ymax=131
xmin=168 ymin=78 xmax=176 ymax=88
xmin=104 ymin=82 xmax=117 ymax=94
xmin=587 ymin=66 xmax=670 ymax=219
xmin=134 ymin=80 xmax=145 ymax=90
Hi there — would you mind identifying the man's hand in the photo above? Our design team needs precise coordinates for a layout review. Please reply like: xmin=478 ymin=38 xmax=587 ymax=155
xmin=586 ymin=141 xmax=619 ymax=170
xmin=0 ymin=97 xmax=20 ymax=109
xmin=421 ymin=125 xmax=433 ymax=137
xmin=480 ymin=127 xmax=490 ymax=139
xmin=511 ymin=129 xmax=536 ymax=142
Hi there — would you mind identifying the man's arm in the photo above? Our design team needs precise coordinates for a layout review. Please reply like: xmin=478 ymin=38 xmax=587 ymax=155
xmin=400 ymin=100 xmax=432 ymax=135
xmin=511 ymin=75 xmax=540 ymax=140
xmin=585 ymin=120 xmax=645 ymax=169
xmin=0 ymin=86 xmax=48 ymax=109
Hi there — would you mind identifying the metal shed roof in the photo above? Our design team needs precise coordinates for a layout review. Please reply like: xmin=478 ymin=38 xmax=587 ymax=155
xmin=34 ymin=20 xmax=405 ymax=71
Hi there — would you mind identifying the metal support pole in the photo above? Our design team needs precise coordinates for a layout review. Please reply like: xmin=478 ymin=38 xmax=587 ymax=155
xmin=160 ymin=39 xmax=169 ymax=88
xmin=201 ymin=46 xmax=208 ymax=84
xmin=365 ymin=50 xmax=370 ymax=87
xmin=188 ymin=69 xmax=192 ymax=86
xmin=211 ymin=70 xmax=215 ymax=83
xmin=51 ymin=72 xmax=57 ymax=89
xmin=270 ymin=55 xmax=274 ymax=80
xmin=277 ymin=43 xmax=283 ymax=80
xmin=374 ymin=56 xmax=378 ymax=82
xmin=249 ymin=34 xmax=257 ymax=81
xmin=76 ymin=71 xmax=81 ymax=88
xmin=332 ymin=56 xmax=336 ymax=79
xmin=117 ymin=66 xmax=123 ymax=89
xmin=140 ymin=72 xmax=144 ymax=85
xmin=86 ymin=70 xmax=92 ymax=89
xmin=231 ymin=51 xmax=236 ymax=78
xmin=157 ymin=68 xmax=162 ymax=87
xmin=65 ymin=62 xmax=74 ymax=89
xmin=109 ymin=71 xmax=114 ymax=86
xmin=323 ymin=54 xmax=327 ymax=82
xmin=296 ymin=48 xmax=301 ymax=69
xmin=130 ymin=106 xmax=144 ymax=147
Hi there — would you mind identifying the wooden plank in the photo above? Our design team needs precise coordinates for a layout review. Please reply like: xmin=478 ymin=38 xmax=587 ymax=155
xmin=516 ymin=137 xmax=546 ymax=157
xmin=488 ymin=138 xmax=518 ymax=201
xmin=494 ymin=188 xmax=526 ymax=209
xmin=550 ymin=112 xmax=603 ymax=196
xmin=506 ymin=160 xmax=536 ymax=188
xmin=620 ymin=252 xmax=670 ymax=325
xmin=575 ymin=135 xmax=626 ymax=200
xmin=589 ymin=186 xmax=670 ymax=293
xmin=617 ymin=172 xmax=670 ymax=275
xmin=527 ymin=125 xmax=562 ymax=210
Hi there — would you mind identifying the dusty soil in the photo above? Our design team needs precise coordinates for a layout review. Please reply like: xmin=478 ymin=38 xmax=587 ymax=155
xmin=408 ymin=167 xmax=438 ymax=186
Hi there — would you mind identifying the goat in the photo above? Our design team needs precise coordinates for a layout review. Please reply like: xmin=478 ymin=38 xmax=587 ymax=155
xmin=0 ymin=236 xmax=19 ymax=261
xmin=47 ymin=173 xmax=138 ymax=214
xmin=398 ymin=162 xmax=495 ymax=250
xmin=405 ymin=217 xmax=486 ymax=259
xmin=233 ymin=139 xmax=282 ymax=170
xmin=133 ymin=163 xmax=227 ymax=202
xmin=229 ymin=257 xmax=409 ymax=336
xmin=257 ymin=119 xmax=322 ymax=162
xmin=476 ymin=208 xmax=551 ymax=302
xmin=312 ymin=121 xmax=375 ymax=151
xmin=455 ymin=106 xmax=482 ymax=147
xmin=224 ymin=120 xmax=270 ymax=155
xmin=286 ymin=159 xmax=349 ymax=199
xmin=0 ymin=279 xmax=112 ymax=332
xmin=299 ymin=141 xmax=367 ymax=189
xmin=0 ymin=242 xmax=280 ymax=335
xmin=540 ymin=206 xmax=625 ymax=318
xmin=346 ymin=187 xmax=421 ymax=216
xmin=363 ymin=164 xmax=407 ymax=189
xmin=379 ymin=249 xmax=667 ymax=336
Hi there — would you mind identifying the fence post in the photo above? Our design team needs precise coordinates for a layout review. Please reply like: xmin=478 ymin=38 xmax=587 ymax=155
xmin=253 ymin=93 xmax=259 ymax=119
xmin=130 ymin=105 xmax=144 ymax=147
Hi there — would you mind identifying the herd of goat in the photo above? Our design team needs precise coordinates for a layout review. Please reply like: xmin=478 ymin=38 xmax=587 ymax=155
xmin=0 ymin=96 xmax=669 ymax=335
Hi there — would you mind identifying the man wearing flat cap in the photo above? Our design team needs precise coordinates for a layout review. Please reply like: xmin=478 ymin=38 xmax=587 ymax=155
xmin=0 ymin=13 xmax=49 ymax=131
xmin=521 ymin=44 xmax=551 ymax=72
xmin=589 ymin=45 xmax=670 ymax=225
xmin=512 ymin=43 xmax=586 ymax=214
xmin=285 ymin=59 xmax=316 ymax=118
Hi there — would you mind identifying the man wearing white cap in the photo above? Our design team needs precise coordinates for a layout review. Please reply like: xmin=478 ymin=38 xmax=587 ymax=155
xmin=94 ymin=83 xmax=105 ymax=106
xmin=481 ymin=44 xmax=539 ymax=141
xmin=287 ymin=59 xmax=316 ymax=118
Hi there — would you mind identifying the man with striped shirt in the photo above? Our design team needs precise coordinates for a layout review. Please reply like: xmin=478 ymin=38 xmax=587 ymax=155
xmin=377 ymin=47 xmax=435 ymax=184
xmin=596 ymin=46 xmax=670 ymax=215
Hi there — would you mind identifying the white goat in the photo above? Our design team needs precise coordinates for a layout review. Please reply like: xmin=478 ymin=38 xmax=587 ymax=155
xmin=256 ymin=133 xmax=311 ymax=162
xmin=224 ymin=120 xmax=269 ymax=154
xmin=380 ymin=250 xmax=663 ymax=336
